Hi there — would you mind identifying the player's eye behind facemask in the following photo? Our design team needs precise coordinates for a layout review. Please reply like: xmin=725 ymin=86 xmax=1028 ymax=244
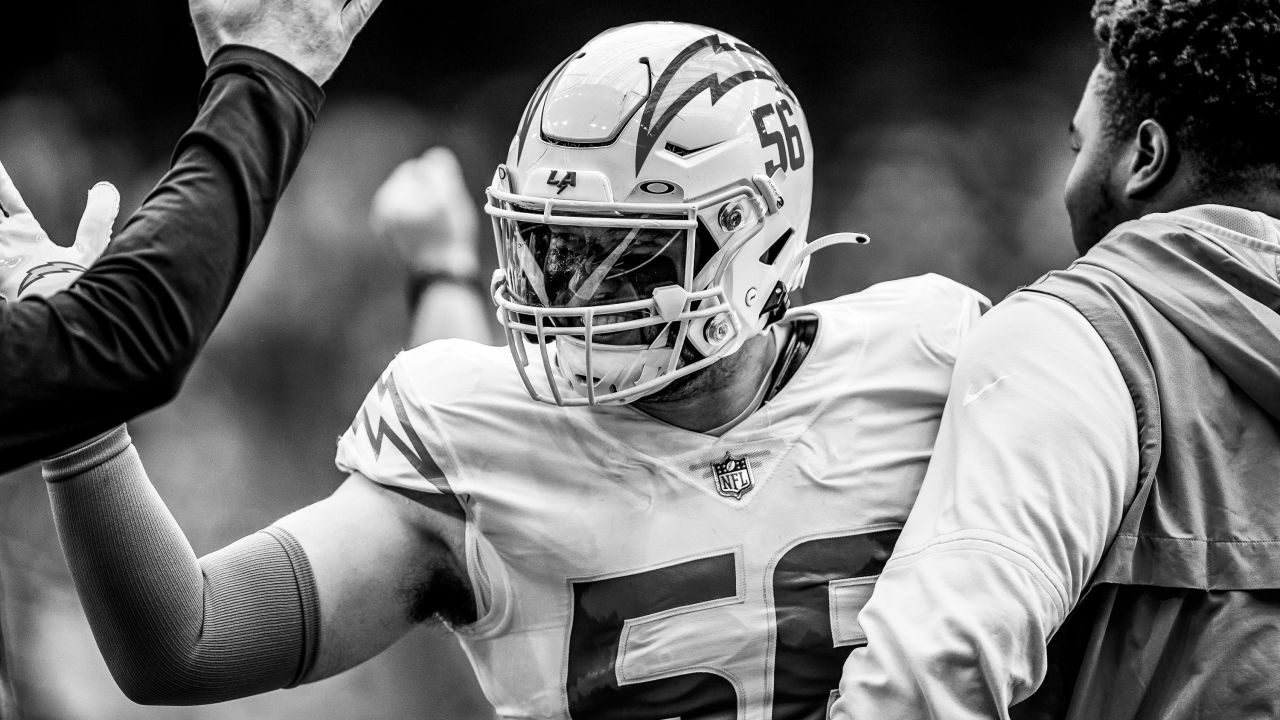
xmin=499 ymin=216 xmax=689 ymax=316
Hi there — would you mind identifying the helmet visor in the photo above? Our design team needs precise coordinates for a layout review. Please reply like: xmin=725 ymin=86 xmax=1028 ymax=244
xmin=497 ymin=214 xmax=690 ymax=311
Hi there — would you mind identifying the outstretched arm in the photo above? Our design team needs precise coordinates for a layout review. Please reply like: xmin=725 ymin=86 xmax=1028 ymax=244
xmin=0 ymin=48 xmax=318 ymax=468
xmin=0 ymin=0 xmax=384 ymax=470
xmin=44 ymin=427 xmax=467 ymax=705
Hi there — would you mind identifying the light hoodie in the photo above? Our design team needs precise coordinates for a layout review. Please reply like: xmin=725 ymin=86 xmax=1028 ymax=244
xmin=833 ymin=205 xmax=1280 ymax=719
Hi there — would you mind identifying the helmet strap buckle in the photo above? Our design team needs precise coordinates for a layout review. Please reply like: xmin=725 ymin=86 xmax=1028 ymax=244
xmin=759 ymin=281 xmax=790 ymax=325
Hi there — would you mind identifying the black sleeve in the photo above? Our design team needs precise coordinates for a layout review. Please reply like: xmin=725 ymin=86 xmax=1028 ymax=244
xmin=0 ymin=45 xmax=324 ymax=471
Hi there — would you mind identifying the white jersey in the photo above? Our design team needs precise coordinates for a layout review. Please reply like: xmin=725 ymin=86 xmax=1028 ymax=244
xmin=336 ymin=274 xmax=987 ymax=720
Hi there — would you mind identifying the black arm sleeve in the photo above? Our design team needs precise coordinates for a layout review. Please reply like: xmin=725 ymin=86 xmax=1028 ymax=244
xmin=0 ymin=46 xmax=323 ymax=470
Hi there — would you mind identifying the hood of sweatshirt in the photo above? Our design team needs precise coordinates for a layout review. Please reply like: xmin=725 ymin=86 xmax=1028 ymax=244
xmin=1085 ymin=204 xmax=1280 ymax=419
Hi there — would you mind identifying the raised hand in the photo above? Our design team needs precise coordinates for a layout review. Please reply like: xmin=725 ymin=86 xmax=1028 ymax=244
xmin=0 ymin=161 xmax=119 ymax=301
xmin=189 ymin=0 xmax=385 ymax=85
xmin=371 ymin=147 xmax=481 ymax=279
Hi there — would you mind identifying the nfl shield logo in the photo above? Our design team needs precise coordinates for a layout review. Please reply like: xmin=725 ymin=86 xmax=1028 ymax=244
xmin=712 ymin=451 xmax=754 ymax=500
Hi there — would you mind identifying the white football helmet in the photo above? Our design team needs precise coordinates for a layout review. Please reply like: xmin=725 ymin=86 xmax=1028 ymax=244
xmin=486 ymin=21 xmax=865 ymax=405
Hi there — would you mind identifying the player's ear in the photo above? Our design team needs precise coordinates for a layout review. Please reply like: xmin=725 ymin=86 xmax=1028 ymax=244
xmin=1123 ymin=119 xmax=1176 ymax=199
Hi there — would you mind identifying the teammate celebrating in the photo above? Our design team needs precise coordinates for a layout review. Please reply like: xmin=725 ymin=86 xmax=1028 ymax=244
xmin=0 ymin=1 xmax=380 ymax=714
xmin=44 ymin=23 xmax=987 ymax=717
xmin=0 ymin=0 xmax=383 ymax=469
xmin=371 ymin=146 xmax=496 ymax=346
xmin=836 ymin=1 xmax=1280 ymax=717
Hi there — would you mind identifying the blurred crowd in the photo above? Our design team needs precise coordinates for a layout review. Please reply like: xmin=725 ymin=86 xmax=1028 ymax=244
xmin=0 ymin=2 xmax=1095 ymax=718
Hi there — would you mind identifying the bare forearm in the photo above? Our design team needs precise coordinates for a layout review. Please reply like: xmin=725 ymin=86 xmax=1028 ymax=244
xmin=44 ymin=426 xmax=319 ymax=705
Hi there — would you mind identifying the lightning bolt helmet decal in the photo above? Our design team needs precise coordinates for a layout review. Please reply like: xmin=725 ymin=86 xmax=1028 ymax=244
xmin=634 ymin=34 xmax=795 ymax=175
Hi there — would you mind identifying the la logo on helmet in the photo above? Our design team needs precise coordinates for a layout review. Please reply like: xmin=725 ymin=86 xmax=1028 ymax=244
xmin=546 ymin=170 xmax=577 ymax=195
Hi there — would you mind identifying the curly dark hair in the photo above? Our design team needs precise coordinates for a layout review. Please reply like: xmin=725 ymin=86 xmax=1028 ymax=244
xmin=1091 ymin=0 xmax=1280 ymax=182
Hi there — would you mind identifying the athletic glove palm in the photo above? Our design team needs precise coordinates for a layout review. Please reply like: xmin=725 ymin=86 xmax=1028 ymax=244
xmin=0 ymin=161 xmax=119 ymax=302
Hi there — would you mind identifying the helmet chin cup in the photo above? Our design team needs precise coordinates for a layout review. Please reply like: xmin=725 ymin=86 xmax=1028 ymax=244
xmin=553 ymin=335 xmax=678 ymax=404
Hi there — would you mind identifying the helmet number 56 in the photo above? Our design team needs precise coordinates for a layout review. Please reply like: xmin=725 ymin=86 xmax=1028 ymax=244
xmin=752 ymin=100 xmax=806 ymax=177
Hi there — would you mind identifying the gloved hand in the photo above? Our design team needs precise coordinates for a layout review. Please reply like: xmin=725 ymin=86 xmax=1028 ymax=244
xmin=371 ymin=146 xmax=480 ymax=279
xmin=0 ymin=160 xmax=119 ymax=301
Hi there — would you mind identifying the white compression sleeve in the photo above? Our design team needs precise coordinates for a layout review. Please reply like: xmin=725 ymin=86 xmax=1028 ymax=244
xmin=44 ymin=426 xmax=321 ymax=705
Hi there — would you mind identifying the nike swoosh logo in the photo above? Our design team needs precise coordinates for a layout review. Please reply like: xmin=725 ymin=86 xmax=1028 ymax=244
xmin=962 ymin=373 xmax=1014 ymax=406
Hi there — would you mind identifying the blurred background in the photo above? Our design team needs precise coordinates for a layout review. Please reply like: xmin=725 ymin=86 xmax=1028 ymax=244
xmin=0 ymin=1 xmax=1095 ymax=718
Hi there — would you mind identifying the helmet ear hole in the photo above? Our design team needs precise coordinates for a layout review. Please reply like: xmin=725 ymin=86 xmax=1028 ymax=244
xmin=758 ymin=229 xmax=794 ymax=266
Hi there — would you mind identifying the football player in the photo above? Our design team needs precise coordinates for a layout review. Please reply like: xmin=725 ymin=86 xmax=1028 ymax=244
xmin=834 ymin=1 xmax=1280 ymax=717
xmin=43 ymin=23 xmax=988 ymax=718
